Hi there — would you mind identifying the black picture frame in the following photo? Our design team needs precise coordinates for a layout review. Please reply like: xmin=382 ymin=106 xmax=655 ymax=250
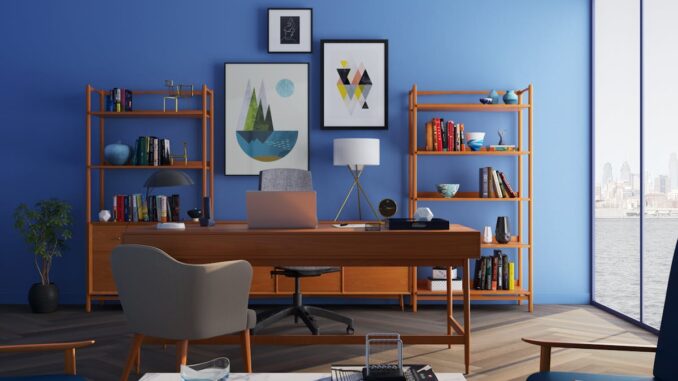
xmin=268 ymin=8 xmax=313 ymax=54
xmin=224 ymin=62 xmax=310 ymax=176
xmin=321 ymin=39 xmax=389 ymax=130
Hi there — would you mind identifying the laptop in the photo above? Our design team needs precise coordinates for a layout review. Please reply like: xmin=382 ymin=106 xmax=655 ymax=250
xmin=246 ymin=191 xmax=318 ymax=229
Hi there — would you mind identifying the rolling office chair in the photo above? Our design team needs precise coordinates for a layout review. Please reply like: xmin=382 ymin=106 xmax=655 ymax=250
xmin=252 ymin=168 xmax=355 ymax=335
xmin=111 ymin=244 xmax=256 ymax=380
xmin=523 ymin=239 xmax=678 ymax=381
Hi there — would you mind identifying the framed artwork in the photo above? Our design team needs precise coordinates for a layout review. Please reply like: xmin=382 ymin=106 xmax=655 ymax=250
xmin=268 ymin=8 xmax=313 ymax=53
xmin=321 ymin=39 xmax=388 ymax=129
xmin=224 ymin=63 xmax=309 ymax=176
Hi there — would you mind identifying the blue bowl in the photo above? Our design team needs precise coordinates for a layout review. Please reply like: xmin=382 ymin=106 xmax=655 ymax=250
xmin=104 ymin=143 xmax=131 ymax=165
xmin=436 ymin=183 xmax=460 ymax=198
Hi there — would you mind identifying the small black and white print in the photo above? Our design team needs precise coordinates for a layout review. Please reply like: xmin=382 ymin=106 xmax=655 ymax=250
xmin=280 ymin=16 xmax=300 ymax=44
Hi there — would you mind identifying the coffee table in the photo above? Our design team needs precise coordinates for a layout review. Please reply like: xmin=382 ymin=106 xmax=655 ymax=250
xmin=140 ymin=372 xmax=467 ymax=380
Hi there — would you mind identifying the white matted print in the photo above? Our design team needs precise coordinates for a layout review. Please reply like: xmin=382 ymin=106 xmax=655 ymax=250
xmin=225 ymin=63 xmax=309 ymax=175
xmin=321 ymin=40 xmax=388 ymax=129
xmin=268 ymin=8 xmax=312 ymax=53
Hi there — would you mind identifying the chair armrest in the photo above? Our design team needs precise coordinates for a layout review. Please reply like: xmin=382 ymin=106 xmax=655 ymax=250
xmin=0 ymin=340 xmax=95 ymax=375
xmin=522 ymin=338 xmax=656 ymax=372
xmin=0 ymin=340 xmax=95 ymax=353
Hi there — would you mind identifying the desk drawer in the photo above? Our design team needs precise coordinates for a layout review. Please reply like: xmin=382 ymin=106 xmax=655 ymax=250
xmin=90 ymin=225 xmax=127 ymax=293
xmin=251 ymin=266 xmax=275 ymax=293
xmin=343 ymin=266 xmax=410 ymax=293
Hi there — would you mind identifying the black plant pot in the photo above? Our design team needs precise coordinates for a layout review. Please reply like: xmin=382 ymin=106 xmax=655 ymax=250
xmin=495 ymin=216 xmax=512 ymax=244
xmin=28 ymin=283 xmax=59 ymax=313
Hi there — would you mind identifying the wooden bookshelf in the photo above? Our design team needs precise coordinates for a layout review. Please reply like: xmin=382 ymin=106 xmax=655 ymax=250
xmin=408 ymin=85 xmax=534 ymax=312
xmin=84 ymin=84 xmax=215 ymax=312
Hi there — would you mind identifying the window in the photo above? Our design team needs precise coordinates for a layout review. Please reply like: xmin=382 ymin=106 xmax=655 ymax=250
xmin=593 ymin=0 xmax=678 ymax=330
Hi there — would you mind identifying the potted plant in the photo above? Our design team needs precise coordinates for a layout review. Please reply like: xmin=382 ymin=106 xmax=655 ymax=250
xmin=14 ymin=199 xmax=73 ymax=313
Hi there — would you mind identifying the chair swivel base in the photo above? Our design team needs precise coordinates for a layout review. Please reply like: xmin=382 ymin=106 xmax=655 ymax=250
xmin=253 ymin=304 xmax=355 ymax=335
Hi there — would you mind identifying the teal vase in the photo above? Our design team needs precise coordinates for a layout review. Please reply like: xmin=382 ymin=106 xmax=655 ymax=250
xmin=503 ymin=90 xmax=518 ymax=105
xmin=488 ymin=90 xmax=500 ymax=104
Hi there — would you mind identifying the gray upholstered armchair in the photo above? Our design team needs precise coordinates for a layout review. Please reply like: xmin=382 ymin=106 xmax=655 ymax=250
xmin=111 ymin=244 xmax=256 ymax=380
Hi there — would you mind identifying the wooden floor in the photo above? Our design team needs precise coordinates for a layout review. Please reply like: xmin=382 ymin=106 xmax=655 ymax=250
xmin=0 ymin=304 xmax=657 ymax=380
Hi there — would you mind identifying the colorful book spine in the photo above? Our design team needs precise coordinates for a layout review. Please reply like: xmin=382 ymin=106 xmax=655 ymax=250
xmin=425 ymin=122 xmax=433 ymax=151
xmin=509 ymin=263 xmax=515 ymax=290
xmin=498 ymin=172 xmax=517 ymax=198
xmin=479 ymin=167 xmax=489 ymax=198
xmin=491 ymin=169 xmax=504 ymax=198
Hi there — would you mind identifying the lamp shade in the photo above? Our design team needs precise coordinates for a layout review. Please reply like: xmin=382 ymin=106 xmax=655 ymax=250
xmin=144 ymin=170 xmax=194 ymax=188
xmin=333 ymin=138 xmax=380 ymax=166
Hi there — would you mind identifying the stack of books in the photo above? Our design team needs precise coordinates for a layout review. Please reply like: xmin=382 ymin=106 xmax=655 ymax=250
xmin=107 ymin=88 xmax=133 ymax=112
xmin=112 ymin=194 xmax=181 ymax=222
xmin=479 ymin=167 xmax=517 ymax=198
xmin=131 ymin=136 xmax=172 ymax=166
xmin=473 ymin=250 xmax=515 ymax=291
xmin=424 ymin=267 xmax=462 ymax=291
xmin=424 ymin=118 xmax=465 ymax=152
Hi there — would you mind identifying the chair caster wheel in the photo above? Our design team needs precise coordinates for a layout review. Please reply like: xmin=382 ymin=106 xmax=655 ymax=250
xmin=347 ymin=326 xmax=355 ymax=334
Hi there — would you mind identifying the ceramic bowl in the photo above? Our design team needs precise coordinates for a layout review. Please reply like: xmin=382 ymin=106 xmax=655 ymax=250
xmin=464 ymin=132 xmax=485 ymax=151
xmin=104 ymin=143 xmax=131 ymax=165
xmin=479 ymin=97 xmax=493 ymax=105
xmin=436 ymin=183 xmax=460 ymax=198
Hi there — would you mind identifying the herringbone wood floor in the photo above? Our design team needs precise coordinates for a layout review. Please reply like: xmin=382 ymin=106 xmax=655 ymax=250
xmin=0 ymin=304 xmax=657 ymax=380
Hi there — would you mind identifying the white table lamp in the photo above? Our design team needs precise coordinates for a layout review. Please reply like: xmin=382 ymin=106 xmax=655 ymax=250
xmin=333 ymin=138 xmax=380 ymax=221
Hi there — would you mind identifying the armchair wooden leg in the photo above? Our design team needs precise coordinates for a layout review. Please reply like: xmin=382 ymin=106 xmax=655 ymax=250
xmin=240 ymin=329 xmax=252 ymax=373
xmin=64 ymin=348 xmax=76 ymax=375
xmin=120 ymin=334 xmax=144 ymax=381
xmin=176 ymin=340 xmax=189 ymax=372
xmin=135 ymin=345 xmax=141 ymax=375
xmin=539 ymin=346 xmax=552 ymax=372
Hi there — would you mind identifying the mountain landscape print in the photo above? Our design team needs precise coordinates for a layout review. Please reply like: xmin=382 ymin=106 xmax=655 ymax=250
xmin=235 ymin=80 xmax=298 ymax=162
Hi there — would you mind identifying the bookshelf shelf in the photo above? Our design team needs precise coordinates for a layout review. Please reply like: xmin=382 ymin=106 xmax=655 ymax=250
xmin=89 ymin=161 xmax=210 ymax=170
xmin=85 ymin=84 xmax=214 ymax=312
xmin=90 ymin=110 xmax=211 ymax=119
xmin=408 ymin=84 xmax=534 ymax=312
xmin=416 ymin=191 xmax=528 ymax=202
xmin=415 ymin=103 xmax=529 ymax=113
xmin=415 ymin=150 xmax=529 ymax=156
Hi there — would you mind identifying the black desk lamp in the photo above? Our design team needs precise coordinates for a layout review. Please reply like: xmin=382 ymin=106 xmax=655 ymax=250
xmin=143 ymin=170 xmax=194 ymax=199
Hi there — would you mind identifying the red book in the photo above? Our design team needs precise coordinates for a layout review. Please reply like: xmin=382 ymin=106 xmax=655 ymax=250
xmin=435 ymin=118 xmax=443 ymax=152
xmin=116 ymin=195 xmax=124 ymax=222
xmin=498 ymin=172 xmax=517 ymax=198
xmin=491 ymin=256 xmax=498 ymax=290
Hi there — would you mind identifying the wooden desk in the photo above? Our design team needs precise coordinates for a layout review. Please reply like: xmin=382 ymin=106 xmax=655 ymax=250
xmin=123 ymin=222 xmax=480 ymax=373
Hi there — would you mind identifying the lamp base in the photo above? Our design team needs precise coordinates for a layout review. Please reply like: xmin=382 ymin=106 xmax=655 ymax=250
xmin=334 ymin=165 xmax=380 ymax=221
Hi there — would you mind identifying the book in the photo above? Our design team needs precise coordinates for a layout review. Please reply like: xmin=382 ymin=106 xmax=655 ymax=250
xmin=440 ymin=118 xmax=447 ymax=151
xmin=426 ymin=277 xmax=462 ymax=292
xmin=498 ymin=171 xmax=517 ymax=198
xmin=425 ymin=122 xmax=433 ymax=151
xmin=489 ymin=145 xmax=516 ymax=151
xmin=485 ymin=256 xmax=492 ymax=290
xmin=479 ymin=167 xmax=489 ymax=198
xmin=490 ymin=256 xmax=499 ymax=290
xmin=509 ymin=262 xmax=515 ymax=290
xmin=455 ymin=123 xmax=461 ymax=151
xmin=474 ymin=259 xmax=482 ymax=289
xmin=432 ymin=120 xmax=438 ymax=151
xmin=502 ymin=253 xmax=509 ymax=290
xmin=459 ymin=123 xmax=465 ymax=151
xmin=496 ymin=253 xmax=503 ymax=290
xmin=491 ymin=169 xmax=504 ymax=198
xmin=124 ymin=89 xmax=133 ymax=111
xmin=446 ymin=120 xmax=454 ymax=151
xmin=435 ymin=118 xmax=443 ymax=151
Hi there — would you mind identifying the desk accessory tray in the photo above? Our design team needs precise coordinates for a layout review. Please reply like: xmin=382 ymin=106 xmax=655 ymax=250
xmin=331 ymin=365 xmax=438 ymax=381
xmin=387 ymin=218 xmax=450 ymax=230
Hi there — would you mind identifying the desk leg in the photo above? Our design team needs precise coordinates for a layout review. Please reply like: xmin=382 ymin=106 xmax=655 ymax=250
xmin=446 ymin=266 xmax=453 ymax=349
xmin=463 ymin=259 xmax=471 ymax=374
xmin=411 ymin=266 xmax=418 ymax=312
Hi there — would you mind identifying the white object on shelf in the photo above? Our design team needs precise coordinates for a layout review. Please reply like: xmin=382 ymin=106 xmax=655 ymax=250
xmin=156 ymin=222 xmax=186 ymax=230
xmin=426 ymin=279 xmax=463 ymax=292
xmin=414 ymin=207 xmax=434 ymax=222
xmin=432 ymin=267 xmax=458 ymax=279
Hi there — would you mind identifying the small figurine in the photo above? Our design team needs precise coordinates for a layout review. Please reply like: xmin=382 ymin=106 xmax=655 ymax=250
xmin=498 ymin=129 xmax=505 ymax=145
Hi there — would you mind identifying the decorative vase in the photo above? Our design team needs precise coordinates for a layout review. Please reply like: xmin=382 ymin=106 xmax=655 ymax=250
xmin=98 ymin=209 xmax=111 ymax=222
xmin=483 ymin=226 xmax=493 ymax=243
xmin=495 ymin=216 xmax=511 ymax=244
xmin=488 ymin=89 xmax=500 ymax=104
xmin=503 ymin=90 xmax=518 ymax=105
xmin=464 ymin=132 xmax=485 ymax=151
xmin=28 ymin=283 xmax=59 ymax=313
xmin=104 ymin=142 xmax=131 ymax=165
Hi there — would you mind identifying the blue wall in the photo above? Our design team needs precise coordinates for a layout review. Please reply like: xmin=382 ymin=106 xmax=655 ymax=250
xmin=0 ymin=0 xmax=591 ymax=304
